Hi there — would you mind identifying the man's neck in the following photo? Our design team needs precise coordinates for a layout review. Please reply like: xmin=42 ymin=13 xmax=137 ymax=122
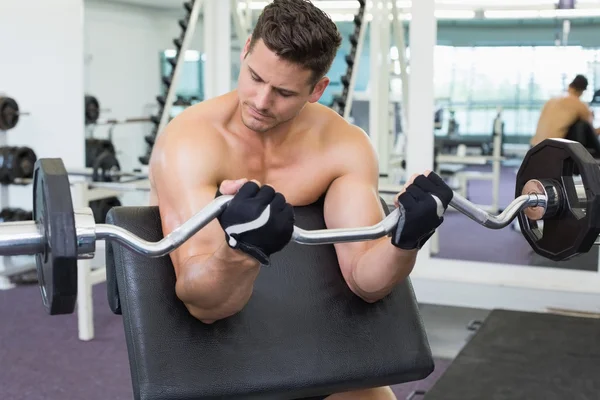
xmin=232 ymin=105 xmax=297 ymax=149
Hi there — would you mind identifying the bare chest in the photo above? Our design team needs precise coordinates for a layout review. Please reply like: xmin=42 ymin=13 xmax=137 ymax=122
xmin=222 ymin=150 xmax=333 ymax=206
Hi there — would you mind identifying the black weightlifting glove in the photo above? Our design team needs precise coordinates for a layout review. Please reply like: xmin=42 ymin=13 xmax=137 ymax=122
xmin=392 ymin=172 xmax=453 ymax=250
xmin=217 ymin=182 xmax=295 ymax=266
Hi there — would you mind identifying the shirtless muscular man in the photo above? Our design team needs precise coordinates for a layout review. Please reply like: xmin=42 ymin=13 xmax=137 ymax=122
xmin=531 ymin=74 xmax=599 ymax=146
xmin=149 ymin=1 xmax=453 ymax=399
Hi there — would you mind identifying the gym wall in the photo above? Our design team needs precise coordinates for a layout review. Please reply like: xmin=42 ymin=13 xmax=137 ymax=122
xmin=434 ymin=18 xmax=600 ymax=47
xmin=0 ymin=0 xmax=84 ymax=209
xmin=84 ymin=0 xmax=202 ymax=175
xmin=83 ymin=0 xmax=205 ymax=206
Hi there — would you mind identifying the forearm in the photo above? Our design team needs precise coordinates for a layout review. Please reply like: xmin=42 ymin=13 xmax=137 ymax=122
xmin=351 ymin=239 xmax=418 ymax=302
xmin=175 ymin=242 xmax=261 ymax=323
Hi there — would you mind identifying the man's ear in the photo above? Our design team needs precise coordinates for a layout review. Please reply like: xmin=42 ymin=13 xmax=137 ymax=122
xmin=308 ymin=76 xmax=330 ymax=103
xmin=241 ymin=36 xmax=252 ymax=61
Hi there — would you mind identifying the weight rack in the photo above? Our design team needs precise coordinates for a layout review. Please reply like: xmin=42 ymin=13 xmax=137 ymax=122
xmin=0 ymin=93 xmax=153 ymax=340
xmin=330 ymin=0 xmax=367 ymax=120
xmin=139 ymin=0 xmax=204 ymax=166
xmin=0 ymin=95 xmax=35 ymax=290
xmin=0 ymin=155 xmax=139 ymax=340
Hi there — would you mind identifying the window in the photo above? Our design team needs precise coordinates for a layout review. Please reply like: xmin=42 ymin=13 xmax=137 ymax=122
xmin=159 ymin=40 xmax=600 ymax=138
xmin=432 ymin=45 xmax=599 ymax=137
xmin=160 ymin=50 xmax=204 ymax=104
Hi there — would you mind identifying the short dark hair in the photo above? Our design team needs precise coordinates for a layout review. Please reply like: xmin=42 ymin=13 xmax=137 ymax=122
xmin=569 ymin=74 xmax=588 ymax=92
xmin=248 ymin=0 xmax=342 ymax=85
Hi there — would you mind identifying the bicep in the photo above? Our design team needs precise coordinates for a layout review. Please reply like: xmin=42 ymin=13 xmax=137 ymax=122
xmin=322 ymin=126 xmax=384 ymax=285
xmin=150 ymin=131 xmax=225 ymax=277
xmin=323 ymin=173 xmax=385 ymax=288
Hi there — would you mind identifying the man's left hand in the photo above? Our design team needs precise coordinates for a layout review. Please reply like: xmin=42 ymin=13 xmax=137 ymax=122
xmin=392 ymin=171 xmax=454 ymax=250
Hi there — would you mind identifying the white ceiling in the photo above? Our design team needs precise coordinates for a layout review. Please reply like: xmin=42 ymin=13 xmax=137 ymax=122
xmin=90 ymin=0 xmax=185 ymax=10
xmin=92 ymin=0 xmax=600 ymax=12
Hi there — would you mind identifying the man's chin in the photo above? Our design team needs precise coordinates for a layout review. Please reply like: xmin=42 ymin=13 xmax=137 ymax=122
xmin=242 ymin=117 xmax=273 ymax=133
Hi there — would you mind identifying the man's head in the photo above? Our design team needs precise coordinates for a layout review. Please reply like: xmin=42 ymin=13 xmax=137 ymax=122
xmin=568 ymin=74 xmax=588 ymax=97
xmin=237 ymin=0 xmax=342 ymax=133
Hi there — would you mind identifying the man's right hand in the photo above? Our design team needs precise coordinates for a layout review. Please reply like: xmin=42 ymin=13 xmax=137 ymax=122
xmin=217 ymin=180 xmax=295 ymax=266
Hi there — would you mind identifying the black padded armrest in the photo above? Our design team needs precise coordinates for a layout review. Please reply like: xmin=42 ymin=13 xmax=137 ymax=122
xmin=105 ymin=198 xmax=390 ymax=316
xmin=105 ymin=238 xmax=121 ymax=315
xmin=566 ymin=120 xmax=600 ymax=156
xmin=105 ymin=200 xmax=433 ymax=400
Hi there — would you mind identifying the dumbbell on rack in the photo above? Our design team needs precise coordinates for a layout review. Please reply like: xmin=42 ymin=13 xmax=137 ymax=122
xmin=0 ymin=208 xmax=33 ymax=222
xmin=0 ymin=96 xmax=30 ymax=131
xmin=0 ymin=146 xmax=37 ymax=184
xmin=0 ymin=144 xmax=146 ymax=185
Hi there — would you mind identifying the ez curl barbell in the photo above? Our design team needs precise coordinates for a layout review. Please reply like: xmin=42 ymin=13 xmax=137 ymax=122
xmin=1 ymin=138 xmax=598 ymax=316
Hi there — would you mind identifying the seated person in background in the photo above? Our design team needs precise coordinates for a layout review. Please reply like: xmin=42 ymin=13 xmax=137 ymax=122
xmin=531 ymin=74 xmax=600 ymax=146
xmin=148 ymin=0 xmax=453 ymax=399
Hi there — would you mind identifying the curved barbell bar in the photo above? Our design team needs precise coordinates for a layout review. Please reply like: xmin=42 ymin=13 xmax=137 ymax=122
xmin=91 ymin=192 xmax=549 ymax=257
xmin=0 ymin=191 xmax=547 ymax=259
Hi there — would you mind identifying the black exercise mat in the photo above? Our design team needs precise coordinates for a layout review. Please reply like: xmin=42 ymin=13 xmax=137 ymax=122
xmin=424 ymin=309 xmax=600 ymax=400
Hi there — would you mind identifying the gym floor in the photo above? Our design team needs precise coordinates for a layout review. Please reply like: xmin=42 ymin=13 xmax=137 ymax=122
xmin=0 ymin=280 xmax=483 ymax=400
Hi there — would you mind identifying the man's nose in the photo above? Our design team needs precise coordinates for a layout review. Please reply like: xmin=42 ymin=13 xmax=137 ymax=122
xmin=254 ymin=86 xmax=272 ymax=111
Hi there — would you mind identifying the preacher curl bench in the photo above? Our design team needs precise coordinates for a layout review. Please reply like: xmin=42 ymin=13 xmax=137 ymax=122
xmin=20 ymin=138 xmax=600 ymax=399
xmin=104 ymin=198 xmax=434 ymax=400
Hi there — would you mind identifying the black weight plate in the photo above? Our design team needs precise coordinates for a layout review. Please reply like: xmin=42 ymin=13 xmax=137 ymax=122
xmin=144 ymin=135 xmax=154 ymax=146
xmin=7 ymin=146 xmax=37 ymax=182
xmin=85 ymin=138 xmax=115 ymax=168
xmin=4 ymin=146 xmax=20 ymax=184
xmin=0 ymin=146 xmax=14 ymax=184
xmin=0 ymin=97 xmax=20 ymax=130
xmin=22 ymin=209 xmax=33 ymax=221
xmin=92 ymin=151 xmax=120 ymax=182
xmin=8 ymin=208 xmax=24 ymax=221
xmin=33 ymin=158 xmax=78 ymax=315
xmin=11 ymin=208 xmax=32 ymax=221
xmin=515 ymin=138 xmax=600 ymax=261
xmin=85 ymin=95 xmax=100 ymax=125
xmin=15 ymin=147 xmax=37 ymax=179
xmin=138 ymin=153 xmax=150 ymax=165
xmin=0 ymin=208 xmax=14 ymax=222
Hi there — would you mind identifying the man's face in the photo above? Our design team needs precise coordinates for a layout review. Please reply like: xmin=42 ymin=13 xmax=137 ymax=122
xmin=237 ymin=39 xmax=328 ymax=133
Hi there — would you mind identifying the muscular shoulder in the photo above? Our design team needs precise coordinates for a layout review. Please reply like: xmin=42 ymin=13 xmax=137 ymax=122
xmin=558 ymin=95 xmax=591 ymax=120
xmin=554 ymin=95 xmax=586 ymax=109
xmin=309 ymin=103 xmax=378 ymax=177
xmin=149 ymin=96 xmax=233 ymax=183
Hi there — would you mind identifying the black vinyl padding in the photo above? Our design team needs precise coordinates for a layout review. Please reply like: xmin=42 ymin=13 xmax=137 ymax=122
xmin=105 ymin=199 xmax=434 ymax=400
xmin=105 ymin=235 xmax=120 ymax=315
xmin=424 ymin=309 xmax=600 ymax=400
xmin=565 ymin=119 xmax=600 ymax=156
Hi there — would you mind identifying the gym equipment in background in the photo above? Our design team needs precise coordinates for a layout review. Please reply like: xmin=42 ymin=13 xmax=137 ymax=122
xmin=138 ymin=0 xmax=202 ymax=165
xmin=330 ymin=0 xmax=366 ymax=119
xmin=0 ymin=96 xmax=30 ymax=130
